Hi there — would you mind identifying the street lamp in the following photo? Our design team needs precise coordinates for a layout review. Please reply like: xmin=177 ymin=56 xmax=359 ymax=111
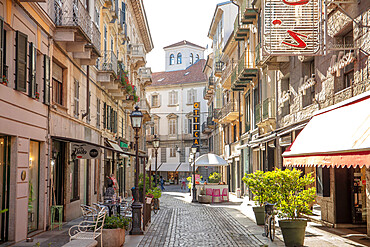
xmin=191 ymin=145 xmax=198 ymax=203
xmin=129 ymin=106 xmax=143 ymax=235
xmin=152 ymin=135 xmax=160 ymax=187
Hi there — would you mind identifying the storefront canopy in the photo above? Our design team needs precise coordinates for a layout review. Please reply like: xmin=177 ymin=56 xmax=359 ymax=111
xmin=157 ymin=163 xmax=181 ymax=172
xmin=194 ymin=153 xmax=228 ymax=167
xmin=283 ymin=92 xmax=370 ymax=168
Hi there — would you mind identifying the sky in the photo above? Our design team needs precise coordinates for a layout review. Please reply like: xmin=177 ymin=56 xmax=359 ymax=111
xmin=143 ymin=0 xmax=223 ymax=73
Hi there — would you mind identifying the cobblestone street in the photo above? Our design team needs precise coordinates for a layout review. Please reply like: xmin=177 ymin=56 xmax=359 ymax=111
xmin=138 ymin=186 xmax=268 ymax=247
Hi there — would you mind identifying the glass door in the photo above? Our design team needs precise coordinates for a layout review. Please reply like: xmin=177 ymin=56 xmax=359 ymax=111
xmin=28 ymin=141 xmax=40 ymax=233
xmin=0 ymin=137 xmax=9 ymax=243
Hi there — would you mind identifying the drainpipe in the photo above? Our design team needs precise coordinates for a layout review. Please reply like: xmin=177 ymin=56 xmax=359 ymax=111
xmin=82 ymin=66 xmax=90 ymax=120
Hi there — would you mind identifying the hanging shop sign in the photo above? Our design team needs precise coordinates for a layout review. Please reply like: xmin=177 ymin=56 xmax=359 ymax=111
xmin=263 ymin=0 xmax=322 ymax=56
xmin=328 ymin=51 xmax=355 ymax=77
xmin=71 ymin=143 xmax=101 ymax=159
xmin=193 ymin=102 xmax=200 ymax=146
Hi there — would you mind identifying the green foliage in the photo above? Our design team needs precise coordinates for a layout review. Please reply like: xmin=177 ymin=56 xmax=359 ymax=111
xmin=208 ymin=172 xmax=221 ymax=183
xmin=138 ymin=174 xmax=154 ymax=192
xmin=0 ymin=208 xmax=8 ymax=214
xmin=125 ymin=84 xmax=132 ymax=93
xmin=242 ymin=170 xmax=271 ymax=206
xmin=274 ymin=168 xmax=316 ymax=220
xmin=147 ymin=187 xmax=162 ymax=199
xmin=187 ymin=176 xmax=192 ymax=189
xmin=103 ymin=216 xmax=131 ymax=230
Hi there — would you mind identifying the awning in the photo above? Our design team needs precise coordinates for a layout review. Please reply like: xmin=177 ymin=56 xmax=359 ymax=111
xmin=194 ymin=153 xmax=228 ymax=167
xmin=283 ymin=92 xmax=370 ymax=168
xmin=107 ymin=140 xmax=124 ymax=153
xmin=176 ymin=163 xmax=191 ymax=172
xmin=157 ymin=163 xmax=180 ymax=172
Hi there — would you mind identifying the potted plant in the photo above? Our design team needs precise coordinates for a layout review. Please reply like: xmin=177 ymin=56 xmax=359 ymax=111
xmin=275 ymin=168 xmax=316 ymax=247
xmin=99 ymin=215 xmax=131 ymax=247
xmin=242 ymin=170 xmax=270 ymax=225
xmin=147 ymin=187 xmax=161 ymax=210
xmin=208 ymin=172 xmax=221 ymax=183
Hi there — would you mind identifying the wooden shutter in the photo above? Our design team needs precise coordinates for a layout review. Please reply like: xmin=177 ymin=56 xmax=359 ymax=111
xmin=43 ymin=55 xmax=50 ymax=105
xmin=0 ymin=18 xmax=3 ymax=79
xmin=175 ymin=91 xmax=178 ymax=104
xmin=16 ymin=31 xmax=28 ymax=92
xmin=161 ymin=147 xmax=167 ymax=163
xmin=187 ymin=90 xmax=191 ymax=104
xmin=29 ymin=43 xmax=37 ymax=98
xmin=193 ymin=89 xmax=197 ymax=102
xmin=103 ymin=102 xmax=106 ymax=128
xmin=107 ymin=105 xmax=111 ymax=130
xmin=184 ymin=118 xmax=188 ymax=134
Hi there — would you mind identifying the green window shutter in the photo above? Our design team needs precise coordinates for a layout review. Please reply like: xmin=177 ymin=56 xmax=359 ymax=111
xmin=107 ymin=105 xmax=111 ymax=130
xmin=103 ymin=102 xmax=106 ymax=128
xmin=16 ymin=31 xmax=28 ymax=92
xmin=0 ymin=18 xmax=4 ymax=79
xmin=28 ymin=43 xmax=37 ymax=98
xmin=115 ymin=111 xmax=117 ymax=133
xmin=43 ymin=55 xmax=50 ymax=105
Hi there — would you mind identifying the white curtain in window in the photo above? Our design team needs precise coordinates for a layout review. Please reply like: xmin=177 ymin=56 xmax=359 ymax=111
xmin=169 ymin=119 xmax=176 ymax=135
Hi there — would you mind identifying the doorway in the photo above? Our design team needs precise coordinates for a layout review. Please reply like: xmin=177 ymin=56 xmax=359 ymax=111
xmin=51 ymin=141 xmax=65 ymax=207
xmin=0 ymin=137 xmax=9 ymax=243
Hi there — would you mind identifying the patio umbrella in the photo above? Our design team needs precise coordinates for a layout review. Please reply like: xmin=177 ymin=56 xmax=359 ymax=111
xmin=193 ymin=153 xmax=228 ymax=167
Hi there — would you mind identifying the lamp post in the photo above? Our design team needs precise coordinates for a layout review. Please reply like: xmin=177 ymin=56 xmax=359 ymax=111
xmin=152 ymin=135 xmax=160 ymax=187
xmin=129 ymin=106 xmax=143 ymax=235
xmin=188 ymin=153 xmax=194 ymax=196
xmin=191 ymin=145 xmax=198 ymax=203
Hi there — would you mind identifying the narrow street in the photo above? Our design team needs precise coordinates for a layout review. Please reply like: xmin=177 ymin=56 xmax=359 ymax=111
xmin=137 ymin=186 xmax=270 ymax=247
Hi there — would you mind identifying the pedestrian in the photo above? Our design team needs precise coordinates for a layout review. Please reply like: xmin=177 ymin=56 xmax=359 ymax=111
xmin=160 ymin=176 xmax=165 ymax=191
xmin=181 ymin=177 xmax=186 ymax=190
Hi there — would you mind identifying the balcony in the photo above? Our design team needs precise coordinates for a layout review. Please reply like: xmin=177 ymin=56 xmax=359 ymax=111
xmin=204 ymin=76 xmax=215 ymax=100
xmin=240 ymin=0 xmax=257 ymax=25
xmin=232 ymin=51 xmax=257 ymax=91
xmin=262 ymin=98 xmax=276 ymax=121
xmin=234 ymin=14 xmax=249 ymax=41
xmin=138 ymin=67 xmax=152 ymax=87
xmin=138 ymin=98 xmax=151 ymax=123
xmin=221 ymin=63 xmax=233 ymax=89
xmin=255 ymin=42 xmax=272 ymax=66
xmin=212 ymin=108 xmax=221 ymax=123
xmin=214 ymin=61 xmax=224 ymax=77
xmin=128 ymin=44 xmax=146 ymax=69
xmin=97 ymin=51 xmax=118 ymax=76
xmin=255 ymin=103 xmax=261 ymax=124
xmin=202 ymin=117 xmax=216 ymax=134
xmin=50 ymin=0 xmax=100 ymax=64
xmin=220 ymin=100 xmax=239 ymax=123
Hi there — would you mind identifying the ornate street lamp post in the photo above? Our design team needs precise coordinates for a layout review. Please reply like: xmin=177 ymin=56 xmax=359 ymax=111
xmin=129 ymin=106 xmax=143 ymax=235
xmin=191 ymin=145 xmax=198 ymax=203
xmin=152 ymin=135 xmax=160 ymax=187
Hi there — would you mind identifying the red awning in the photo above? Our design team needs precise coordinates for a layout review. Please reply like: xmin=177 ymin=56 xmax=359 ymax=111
xmin=283 ymin=92 xmax=370 ymax=168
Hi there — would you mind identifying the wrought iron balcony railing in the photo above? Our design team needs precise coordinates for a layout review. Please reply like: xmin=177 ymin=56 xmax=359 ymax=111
xmin=215 ymin=61 xmax=224 ymax=75
xmin=138 ymin=67 xmax=152 ymax=79
xmin=262 ymin=98 xmax=276 ymax=121
xmin=97 ymin=50 xmax=118 ymax=75
xmin=90 ymin=21 xmax=101 ymax=54
xmin=52 ymin=0 xmax=91 ymax=39
xmin=238 ymin=51 xmax=254 ymax=76
xmin=221 ymin=100 xmax=238 ymax=120
xmin=129 ymin=44 xmax=145 ymax=57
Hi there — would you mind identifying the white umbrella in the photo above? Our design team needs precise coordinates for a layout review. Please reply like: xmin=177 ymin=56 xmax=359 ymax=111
xmin=193 ymin=153 xmax=228 ymax=167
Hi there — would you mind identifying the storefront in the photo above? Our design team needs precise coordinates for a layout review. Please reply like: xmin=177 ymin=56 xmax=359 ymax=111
xmin=0 ymin=136 xmax=10 ymax=243
xmin=283 ymin=92 xmax=370 ymax=231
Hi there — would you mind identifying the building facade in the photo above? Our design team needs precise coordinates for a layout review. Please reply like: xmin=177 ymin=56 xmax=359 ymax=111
xmin=0 ymin=0 xmax=153 ymax=244
xmin=146 ymin=41 xmax=210 ymax=183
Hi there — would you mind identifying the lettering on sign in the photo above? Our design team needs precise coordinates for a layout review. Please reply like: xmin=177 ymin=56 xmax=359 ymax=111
xmin=193 ymin=102 xmax=200 ymax=147
xmin=328 ymin=52 xmax=355 ymax=77
xmin=71 ymin=143 xmax=101 ymax=159
xmin=263 ymin=0 xmax=321 ymax=55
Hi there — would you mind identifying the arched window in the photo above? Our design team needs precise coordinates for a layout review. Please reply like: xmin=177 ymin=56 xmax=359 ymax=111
xmin=196 ymin=54 xmax=199 ymax=61
xmin=177 ymin=53 xmax=182 ymax=64
xmin=190 ymin=53 xmax=193 ymax=64
xmin=170 ymin=54 xmax=175 ymax=65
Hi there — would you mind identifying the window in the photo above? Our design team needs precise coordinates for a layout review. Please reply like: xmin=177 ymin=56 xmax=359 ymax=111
xmin=245 ymin=92 xmax=250 ymax=132
xmin=170 ymin=54 xmax=175 ymax=65
xmin=111 ymin=35 xmax=114 ymax=53
xmin=169 ymin=118 xmax=177 ymax=135
xmin=15 ymin=31 xmax=28 ymax=92
xmin=28 ymin=43 xmax=37 ymax=98
xmin=70 ymin=159 xmax=79 ymax=201
xmin=104 ymin=25 xmax=107 ymax=52
xmin=316 ymin=167 xmax=330 ymax=197
xmin=168 ymin=91 xmax=178 ymax=105
xmin=103 ymin=102 xmax=106 ymax=128
xmin=151 ymin=148 xmax=155 ymax=158
xmin=87 ymin=91 xmax=91 ymax=123
xmin=151 ymin=94 xmax=159 ymax=107
xmin=170 ymin=147 xmax=176 ymax=157
xmin=302 ymin=59 xmax=315 ymax=108
xmin=187 ymin=89 xmax=197 ymax=104
xmin=95 ymin=8 xmax=100 ymax=27
xmin=97 ymin=99 xmax=101 ymax=128
xmin=280 ymin=77 xmax=290 ymax=117
xmin=196 ymin=54 xmax=199 ymax=61
xmin=53 ymin=62 xmax=63 ymax=105
xmin=153 ymin=117 xmax=159 ymax=135
xmin=74 ymin=80 xmax=79 ymax=118
xmin=43 ymin=55 xmax=51 ymax=105
xmin=190 ymin=53 xmax=193 ymax=64
xmin=188 ymin=118 xmax=192 ymax=134
xmin=334 ymin=30 xmax=354 ymax=93
xmin=177 ymin=53 xmax=182 ymax=64
xmin=160 ymin=148 xmax=167 ymax=163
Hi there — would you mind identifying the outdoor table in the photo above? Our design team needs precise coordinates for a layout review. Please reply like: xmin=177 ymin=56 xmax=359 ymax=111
xmin=194 ymin=184 xmax=228 ymax=202
xmin=102 ymin=202 xmax=120 ymax=216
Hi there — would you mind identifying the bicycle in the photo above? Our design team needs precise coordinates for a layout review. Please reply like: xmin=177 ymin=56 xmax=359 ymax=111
xmin=151 ymin=198 xmax=159 ymax=214
xmin=264 ymin=203 xmax=276 ymax=241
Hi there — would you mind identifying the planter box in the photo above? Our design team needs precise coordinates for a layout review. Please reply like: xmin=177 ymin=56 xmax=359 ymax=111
xmin=279 ymin=219 xmax=307 ymax=247
xmin=98 ymin=228 xmax=125 ymax=247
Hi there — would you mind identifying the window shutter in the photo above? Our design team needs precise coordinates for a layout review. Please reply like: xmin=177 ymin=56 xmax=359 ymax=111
xmin=159 ymin=94 xmax=161 ymax=106
xmin=28 ymin=43 xmax=37 ymax=98
xmin=161 ymin=148 xmax=167 ymax=163
xmin=107 ymin=105 xmax=111 ymax=130
xmin=193 ymin=89 xmax=197 ymax=102
xmin=180 ymin=147 xmax=185 ymax=163
xmin=168 ymin=91 xmax=171 ymax=105
xmin=88 ymin=91 xmax=91 ymax=122
xmin=0 ymin=18 xmax=3 ymax=80
xmin=16 ymin=31 xmax=28 ymax=92
xmin=43 ymin=55 xmax=50 ymax=105
xmin=103 ymin=102 xmax=106 ymax=128
xmin=175 ymin=91 xmax=178 ymax=104
xmin=187 ymin=90 xmax=191 ymax=104
xmin=184 ymin=118 xmax=188 ymax=134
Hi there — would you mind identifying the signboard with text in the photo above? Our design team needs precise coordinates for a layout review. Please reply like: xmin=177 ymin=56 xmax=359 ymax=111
xmin=263 ymin=0 xmax=322 ymax=56
xmin=71 ymin=143 xmax=101 ymax=159
xmin=193 ymin=102 xmax=200 ymax=146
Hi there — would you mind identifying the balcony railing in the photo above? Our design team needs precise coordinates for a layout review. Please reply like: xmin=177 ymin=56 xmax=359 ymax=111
xmin=208 ymin=76 xmax=214 ymax=87
xmin=138 ymin=98 xmax=150 ymax=112
xmin=255 ymin=43 xmax=261 ymax=65
xmin=97 ymin=50 xmax=118 ymax=75
xmin=52 ymin=0 xmax=91 ymax=39
xmin=215 ymin=61 xmax=224 ymax=76
xmin=129 ymin=44 xmax=145 ymax=57
xmin=262 ymin=98 xmax=276 ymax=121
xmin=213 ymin=108 xmax=221 ymax=121
xmin=138 ymin=67 xmax=152 ymax=79
xmin=231 ymin=67 xmax=237 ymax=85
xmin=90 ymin=22 xmax=101 ymax=54
xmin=255 ymin=103 xmax=261 ymax=124
xmin=234 ymin=14 xmax=239 ymax=37
xmin=238 ymin=51 xmax=254 ymax=76
xmin=221 ymin=100 xmax=238 ymax=119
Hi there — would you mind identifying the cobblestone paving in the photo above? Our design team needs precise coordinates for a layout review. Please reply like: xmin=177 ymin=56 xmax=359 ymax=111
xmin=138 ymin=189 xmax=264 ymax=247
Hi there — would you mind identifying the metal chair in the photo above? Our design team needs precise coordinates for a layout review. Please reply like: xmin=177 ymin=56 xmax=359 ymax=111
xmin=212 ymin=189 xmax=221 ymax=203
xmin=221 ymin=188 xmax=229 ymax=202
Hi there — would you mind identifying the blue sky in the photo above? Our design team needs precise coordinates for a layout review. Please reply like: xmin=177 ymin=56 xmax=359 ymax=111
xmin=143 ymin=0 xmax=223 ymax=72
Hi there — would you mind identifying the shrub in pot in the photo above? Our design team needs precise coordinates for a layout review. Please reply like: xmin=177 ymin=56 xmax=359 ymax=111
xmin=98 ymin=216 xmax=131 ymax=247
xmin=148 ymin=187 xmax=162 ymax=210
xmin=275 ymin=168 xmax=316 ymax=247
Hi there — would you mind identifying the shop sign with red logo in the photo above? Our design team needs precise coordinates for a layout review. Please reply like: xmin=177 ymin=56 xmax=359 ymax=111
xmin=263 ymin=0 xmax=322 ymax=55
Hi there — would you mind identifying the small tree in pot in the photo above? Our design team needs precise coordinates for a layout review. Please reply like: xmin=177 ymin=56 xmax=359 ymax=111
xmin=99 ymin=216 xmax=131 ymax=247
xmin=275 ymin=168 xmax=316 ymax=247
